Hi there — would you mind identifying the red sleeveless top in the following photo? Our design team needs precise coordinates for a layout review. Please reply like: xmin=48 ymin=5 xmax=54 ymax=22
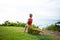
xmin=27 ymin=18 xmax=32 ymax=25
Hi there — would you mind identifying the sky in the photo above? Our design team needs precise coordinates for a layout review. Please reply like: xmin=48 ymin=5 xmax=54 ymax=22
xmin=0 ymin=0 xmax=60 ymax=28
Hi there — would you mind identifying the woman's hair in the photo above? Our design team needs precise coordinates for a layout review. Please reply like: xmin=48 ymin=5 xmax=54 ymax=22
xmin=29 ymin=13 xmax=33 ymax=17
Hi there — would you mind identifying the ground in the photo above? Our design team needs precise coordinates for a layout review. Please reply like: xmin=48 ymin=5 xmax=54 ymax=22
xmin=0 ymin=26 xmax=60 ymax=40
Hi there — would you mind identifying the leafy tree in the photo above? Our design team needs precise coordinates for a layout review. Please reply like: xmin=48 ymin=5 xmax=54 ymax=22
xmin=45 ymin=22 xmax=60 ymax=32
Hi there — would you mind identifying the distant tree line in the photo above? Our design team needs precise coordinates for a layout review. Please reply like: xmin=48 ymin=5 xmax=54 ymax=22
xmin=44 ymin=22 xmax=60 ymax=32
xmin=0 ymin=20 xmax=38 ymax=28
xmin=0 ymin=20 xmax=25 ymax=27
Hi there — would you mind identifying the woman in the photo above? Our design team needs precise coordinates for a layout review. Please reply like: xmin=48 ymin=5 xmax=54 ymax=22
xmin=24 ymin=13 xmax=33 ymax=32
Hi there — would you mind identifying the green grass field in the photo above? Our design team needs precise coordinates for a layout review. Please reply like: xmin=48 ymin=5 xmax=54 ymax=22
xmin=0 ymin=26 xmax=54 ymax=40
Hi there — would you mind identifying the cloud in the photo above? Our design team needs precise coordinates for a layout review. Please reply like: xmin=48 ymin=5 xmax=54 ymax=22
xmin=0 ymin=0 xmax=60 ymax=28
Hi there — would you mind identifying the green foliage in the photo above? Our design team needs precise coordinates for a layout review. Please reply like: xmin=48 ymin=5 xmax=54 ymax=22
xmin=45 ymin=23 xmax=60 ymax=32
xmin=0 ymin=20 xmax=25 ymax=27
xmin=28 ymin=25 xmax=41 ymax=34
xmin=0 ymin=20 xmax=38 ymax=28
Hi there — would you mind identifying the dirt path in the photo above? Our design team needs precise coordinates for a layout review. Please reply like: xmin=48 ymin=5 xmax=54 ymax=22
xmin=43 ymin=30 xmax=60 ymax=40
xmin=43 ymin=30 xmax=60 ymax=36
xmin=44 ymin=30 xmax=60 ymax=40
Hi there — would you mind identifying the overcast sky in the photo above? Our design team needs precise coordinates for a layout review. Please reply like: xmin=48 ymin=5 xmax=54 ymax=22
xmin=0 ymin=0 xmax=60 ymax=28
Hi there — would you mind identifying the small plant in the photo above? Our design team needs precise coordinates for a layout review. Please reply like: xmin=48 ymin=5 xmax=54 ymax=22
xmin=28 ymin=25 xmax=41 ymax=34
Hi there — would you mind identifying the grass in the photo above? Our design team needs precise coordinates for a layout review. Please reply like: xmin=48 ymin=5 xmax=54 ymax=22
xmin=0 ymin=26 xmax=54 ymax=40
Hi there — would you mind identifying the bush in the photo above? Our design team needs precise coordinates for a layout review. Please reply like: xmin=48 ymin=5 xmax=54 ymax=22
xmin=0 ymin=20 xmax=25 ymax=27
xmin=28 ymin=25 xmax=40 ymax=34
xmin=45 ymin=23 xmax=60 ymax=32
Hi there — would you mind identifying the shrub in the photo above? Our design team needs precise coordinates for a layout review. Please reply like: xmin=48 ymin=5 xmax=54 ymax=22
xmin=28 ymin=25 xmax=40 ymax=34
xmin=0 ymin=20 xmax=25 ymax=27
xmin=45 ymin=23 xmax=60 ymax=32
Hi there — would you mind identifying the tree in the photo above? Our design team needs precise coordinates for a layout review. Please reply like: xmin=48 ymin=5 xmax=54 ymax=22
xmin=45 ymin=22 xmax=60 ymax=32
xmin=4 ymin=20 xmax=10 ymax=26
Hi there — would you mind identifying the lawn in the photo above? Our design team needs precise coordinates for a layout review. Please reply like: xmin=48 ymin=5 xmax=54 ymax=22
xmin=0 ymin=26 xmax=54 ymax=40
